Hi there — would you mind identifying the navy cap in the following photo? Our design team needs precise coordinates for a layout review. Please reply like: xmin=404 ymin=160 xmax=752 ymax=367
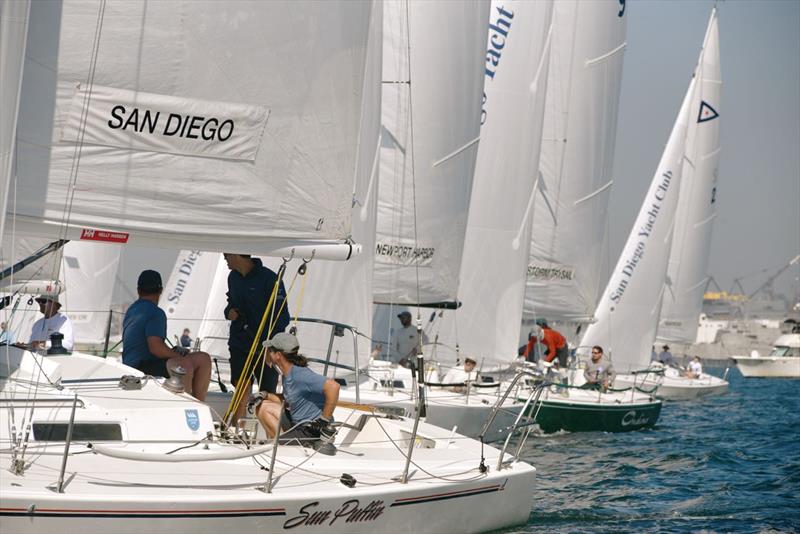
xmin=137 ymin=270 xmax=163 ymax=292
xmin=397 ymin=311 xmax=412 ymax=319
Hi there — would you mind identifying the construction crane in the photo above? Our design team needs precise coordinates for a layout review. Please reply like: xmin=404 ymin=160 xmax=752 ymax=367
xmin=747 ymin=254 xmax=800 ymax=300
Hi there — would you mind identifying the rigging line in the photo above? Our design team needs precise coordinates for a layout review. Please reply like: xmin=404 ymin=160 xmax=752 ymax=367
xmin=403 ymin=0 xmax=422 ymax=321
xmin=573 ymin=179 xmax=614 ymax=206
xmin=53 ymin=0 xmax=109 ymax=285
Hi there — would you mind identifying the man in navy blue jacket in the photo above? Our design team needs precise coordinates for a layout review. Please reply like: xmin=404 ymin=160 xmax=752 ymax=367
xmin=223 ymin=253 xmax=291 ymax=423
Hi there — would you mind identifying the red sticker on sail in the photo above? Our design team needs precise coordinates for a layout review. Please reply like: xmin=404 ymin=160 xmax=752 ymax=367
xmin=80 ymin=228 xmax=129 ymax=243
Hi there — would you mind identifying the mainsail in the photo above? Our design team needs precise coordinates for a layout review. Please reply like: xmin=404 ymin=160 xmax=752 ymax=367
xmin=580 ymin=80 xmax=694 ymax=372
xmin=165 ymin=3 xmax=384 ymax=368
xmin=524 ymin=0 xmax=628 ymax=325
xmin=372 ymin=0 xmax=488 ymax=306
xmin=9 ymin=1 xmax=378 ymax=258
xmin=657 ymin=9 xmax=721 ymax=344
xmin=432 ymin=0 xmax=554 ymax=367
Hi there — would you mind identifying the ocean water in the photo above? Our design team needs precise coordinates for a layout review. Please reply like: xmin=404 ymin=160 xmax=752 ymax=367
xmin=503 ymin=366 xmax=800 ymax=533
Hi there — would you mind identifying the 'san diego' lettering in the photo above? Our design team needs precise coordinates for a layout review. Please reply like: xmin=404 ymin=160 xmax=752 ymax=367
xmin=108 ymin=106 xmax=234 ymax=142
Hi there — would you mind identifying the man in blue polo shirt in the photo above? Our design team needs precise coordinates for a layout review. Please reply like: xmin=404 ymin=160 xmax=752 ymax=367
xmin=123 ymin=270 xmax=212 ymax=401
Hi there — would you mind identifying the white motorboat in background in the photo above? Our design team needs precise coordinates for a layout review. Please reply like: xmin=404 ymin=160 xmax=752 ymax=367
xmin=614 ymin=362 xmax=729 ymax=400
xmin=732 ymin=322 xmax=800 ymax=378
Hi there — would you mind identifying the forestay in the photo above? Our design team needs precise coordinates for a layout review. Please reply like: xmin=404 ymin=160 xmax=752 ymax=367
xmin=524 ymin=0 xmax=628 ymax=325
xmin=657 ymin=10 xmax=721 ymax=344
xmin=433 ymin=0 xmax=554 ymax=367
xmin=580 ymin=79 xmax=694 ymax=372
xmin=372 ymin=0 xmax=488 ymax=306
xmin=9 ymin=1 xmax=377 ymax=258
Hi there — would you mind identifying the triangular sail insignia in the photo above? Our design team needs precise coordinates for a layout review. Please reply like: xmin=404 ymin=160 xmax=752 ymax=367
xmin=697 ymin=100 xmax=719 ymax=123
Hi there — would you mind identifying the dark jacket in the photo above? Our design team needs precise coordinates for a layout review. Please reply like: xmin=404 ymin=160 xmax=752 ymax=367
xmin=224 ymin=258 xmax=290 ymax=352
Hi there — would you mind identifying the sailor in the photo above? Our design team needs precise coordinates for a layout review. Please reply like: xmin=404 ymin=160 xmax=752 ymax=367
xmin=657 ymin=344 xmax=675 ymax=366
xmin=122 ymin=270 xmax=212 ymax=401
xmin=180 ymin=328 xmax=193 ymax=348
xmin=250 ymin=333 xmax=338 ymax=450
xmin=525 ymin=319 xmax=569 ymax=367
xmin=583 ymin=345 xmax=615 ymax=391
xmin=388 ymin=311 xmax=427 ymax=367
xmin=29 ymin=293 xmax=74 ymax=352
xmin=684 ymin=356 xmax=703 ymax=378
xmin=223 ymin=253 xmax=291 ymax=423
xmin=441 ymin=357 xmax=478 ymax=393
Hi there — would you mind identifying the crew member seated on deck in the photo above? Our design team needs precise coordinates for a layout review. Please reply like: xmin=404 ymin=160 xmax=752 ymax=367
xmin=122 ymin=270 xmax=212 ymax=401
xmin=441 ymin=357 xmax=478 ymax=393
xmin=250 ymin=333 xmax=339 ymax=450
xmin=28 ymin=293 xmax=74 ymax=352
xmin=583 ymin=345 xmax=615 ymax=392
xmin=684 ymin=356 xmax=703 ymax=378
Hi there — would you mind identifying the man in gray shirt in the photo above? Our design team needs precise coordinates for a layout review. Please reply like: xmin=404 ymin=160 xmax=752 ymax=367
xmin=583 ymin=345 xmax=615 ymax=391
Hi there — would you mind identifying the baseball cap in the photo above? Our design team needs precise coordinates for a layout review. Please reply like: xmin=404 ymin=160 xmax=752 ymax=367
xmin=397 ymin=311 xmax=412 ymax=320
xmin=265 ymin=332 xmax=300 ymax=353
xmin=137 ymin=269 xmax=163 ymax=292
xmin=35 ymin=294 xmax=61 ymax=306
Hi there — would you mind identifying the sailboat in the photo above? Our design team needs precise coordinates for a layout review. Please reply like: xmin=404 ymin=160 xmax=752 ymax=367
xmin=336 ymin=0 xmax=556 ymax=441
xmin=0 ymin=3 xmax=537 ymax=533
xmin=514 ymin=0 xmax=662 ymax=433
xmin=611 ymin=8 xmax=729 ymax=400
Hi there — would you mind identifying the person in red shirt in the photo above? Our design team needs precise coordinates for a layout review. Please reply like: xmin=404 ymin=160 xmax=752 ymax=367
xmin=524 ymin=319 xmax=569 ymax=367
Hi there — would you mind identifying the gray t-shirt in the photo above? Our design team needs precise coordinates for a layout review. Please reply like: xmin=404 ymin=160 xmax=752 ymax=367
xmin=584 ymin=357 xmax=615 ymax=385
xmin=282 ymin=365 xmax=327 ymax=424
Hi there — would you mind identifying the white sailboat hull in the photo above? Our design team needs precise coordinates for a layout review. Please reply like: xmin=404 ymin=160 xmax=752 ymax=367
xmin=0 ymin=349 xmax=536 ymax=534
xmin=731 ymin=356 xmax=800 ymax=378
xmin=614 ymin=369 xmax=729 ymax=400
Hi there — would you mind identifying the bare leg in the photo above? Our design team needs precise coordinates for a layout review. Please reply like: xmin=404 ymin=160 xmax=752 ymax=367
xmin=257 ymin=399 xmax=283 ymax=437
xmin=234 ymin=379 xmax=252 ymax=426
xmin=188 ymin=352 xmax=211 ymax=401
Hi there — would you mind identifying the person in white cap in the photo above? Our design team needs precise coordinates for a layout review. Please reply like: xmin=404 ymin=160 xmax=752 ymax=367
xmin=29 ymin=293 xmax=74 ymax=352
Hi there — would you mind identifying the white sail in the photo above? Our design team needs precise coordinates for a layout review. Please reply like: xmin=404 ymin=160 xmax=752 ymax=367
xmin=61 ymin=241 xmax=120 ymax=344
xmin=372 ymin=0 xmax=488 ymax=306
xmin=431 ymin=0 xmax=554 ymax=367
xmin=657 ymin=9 xmax=721 ymax=344
xmin=0 ymin=0 xmax=30 ymax=241
xmin=580 ymin=80 xmax=694 ymax=372
xmin=9 ymin=1 xmax=377 ymax=258
xmin=172 ymin=3 xmax=384 ymax=368
xmin=524 ymin=0 xmax=628 ymax=325
xmin=163 ymin=250 xmax=223 ymax=345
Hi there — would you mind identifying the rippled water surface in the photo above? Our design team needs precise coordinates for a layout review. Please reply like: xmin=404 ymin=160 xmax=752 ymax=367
xmin=499 ymin=366 xmax=800 ymax=533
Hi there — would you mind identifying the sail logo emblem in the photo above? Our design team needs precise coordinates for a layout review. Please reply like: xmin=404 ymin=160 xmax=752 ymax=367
xmin=697 ymin=101 xmax=719 ymax=123
xmin=184 ymin=409 xmax=200 ymax=431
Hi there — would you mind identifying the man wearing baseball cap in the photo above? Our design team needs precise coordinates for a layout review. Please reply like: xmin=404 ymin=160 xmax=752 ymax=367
xmin=122 ymin=270 xmax=212 ymax=401
xmin=250 ymin=332 xmax=339 ymax=451
xmin=387 ymin=310 xmax=427 ymax=366
xmin=29 ymin=292 xmax=74 ymax=352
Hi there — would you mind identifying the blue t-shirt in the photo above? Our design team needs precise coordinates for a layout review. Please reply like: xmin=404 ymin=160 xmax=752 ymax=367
xmin=122 ymin=299 xmax=167 ymax=369
xmin=283 ymin=365 xmax=326 ymax=424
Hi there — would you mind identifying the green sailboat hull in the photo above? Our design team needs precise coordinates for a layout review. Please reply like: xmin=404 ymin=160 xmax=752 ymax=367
xmin=525 ymin=398 xmax=662 ymax=433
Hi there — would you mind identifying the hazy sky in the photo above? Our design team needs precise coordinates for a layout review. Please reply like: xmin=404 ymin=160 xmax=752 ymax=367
xmin=609 ymin=0 xmax=800 ymax=303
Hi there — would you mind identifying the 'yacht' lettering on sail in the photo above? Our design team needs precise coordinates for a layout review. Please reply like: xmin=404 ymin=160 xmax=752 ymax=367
xmin=609 ymin=170 xmax=673 ymax=303
xmin=481 ymin=5 xmax=514 ymax=123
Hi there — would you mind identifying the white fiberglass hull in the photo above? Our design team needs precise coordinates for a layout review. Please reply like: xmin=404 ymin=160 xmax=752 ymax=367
xmin=338 ymin=385 xmax=523 ymax=442
xmin=0 ymin=349 xmax=536 ymax=534
xmin=615 ymin=369 xmax=729 ymax=400
xmin=731 ymin=356 xmax=800 ymax=378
